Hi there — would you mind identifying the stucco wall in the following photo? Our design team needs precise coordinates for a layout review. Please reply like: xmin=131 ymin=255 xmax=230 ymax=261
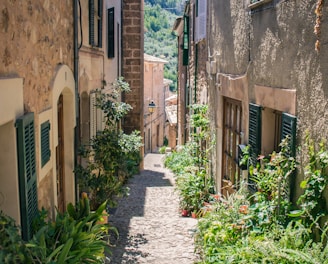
xmin=144 ymin=60 xmax=166 ymax=152
xmin=208 ymin=0 xmax=250 ymax=76
xmin=248 ymin=0 xmax=328 ymax=143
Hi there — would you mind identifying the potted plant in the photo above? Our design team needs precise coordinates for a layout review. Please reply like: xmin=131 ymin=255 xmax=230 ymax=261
xmin=179 ymin=199 xmax=191 ymax=217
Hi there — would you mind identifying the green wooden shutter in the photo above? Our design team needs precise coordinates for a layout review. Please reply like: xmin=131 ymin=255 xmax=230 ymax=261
xmin=248 ymin=103 xmax=262 ymax=190
xmin=183 ymin=15 xmax=189 ymax=66
xmin=249 ymin=103 xmax=262 ymax=166
xmin=16 ymin=112 xmax=38 ymax=241
xmin=98 ymin=0 xmax=103 ymax=48
xmin=107 ymin=7 xmax=115 ymax=58
xmin=40 ymin=121 xmax=51 ymax=167
xmin=280 ymin=113 xmax=297 ymax=157
xmin=90 ymin=91 xmax=97 ymax=139
xmin=89 ymin=0 xmax=95 ymax=46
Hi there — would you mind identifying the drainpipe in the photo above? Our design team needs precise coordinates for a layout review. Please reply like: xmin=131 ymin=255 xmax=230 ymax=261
xmin=194 ymin=43 xmax=198 ymax=104
xmin=73 ymin=0 xmax=80 ymax=203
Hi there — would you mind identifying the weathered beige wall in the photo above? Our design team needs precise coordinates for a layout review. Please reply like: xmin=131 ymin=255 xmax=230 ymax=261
xmin=249 ymin=1 xmax=328 ymax=142
xmin=0 ymin=79 xmax=23 ymax=223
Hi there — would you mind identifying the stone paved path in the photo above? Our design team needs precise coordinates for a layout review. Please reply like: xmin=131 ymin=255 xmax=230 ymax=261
xmin=107 ymin=153 xmax=198 ymax=264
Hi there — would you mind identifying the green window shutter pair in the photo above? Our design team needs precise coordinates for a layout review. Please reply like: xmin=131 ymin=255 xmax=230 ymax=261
xmin=248 ymin=103 xmax=297 ymax=160
xmin=248 ymin=103 xmax=297 ymax=187
xmin=183 ymin=15 xmax=189 ymax=66
xmin=40 ymin=121 xmax=51 ymax=167
xmin=16 ymin=112 xmax=38 ymax=241
xmin=107 ymin=7 xmax=115 ymax=58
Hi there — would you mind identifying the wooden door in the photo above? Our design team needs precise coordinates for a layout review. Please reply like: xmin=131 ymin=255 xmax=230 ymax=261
xmin=222 ymin=98 xmax=242 ymax=196
xmin=56 ymin=94 xmax=65 ymax=213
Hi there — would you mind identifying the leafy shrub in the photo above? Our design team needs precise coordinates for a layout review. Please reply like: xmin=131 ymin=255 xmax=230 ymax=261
xmin=0 ymin=211 xmax=31 ymax=263
xmin=195 ymin=134 xmax=328 ymax=263
xmin=164 ymin=105 xmax=214 ymax=214
xmin=27 ymin=199 xmax=115 ymax=263
xmin=164 ymin=143 xmax=196 ymax=175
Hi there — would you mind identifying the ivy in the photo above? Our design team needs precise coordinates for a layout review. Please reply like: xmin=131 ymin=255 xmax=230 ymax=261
xmin=294 ymin=133 xmax=328 ymax=229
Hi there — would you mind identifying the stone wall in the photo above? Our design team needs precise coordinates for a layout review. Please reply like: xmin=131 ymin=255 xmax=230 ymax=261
xmin=0 ymin=0 xmax=74 ymax=114
xmin=122 ymin=0 xmax=144 ymax=134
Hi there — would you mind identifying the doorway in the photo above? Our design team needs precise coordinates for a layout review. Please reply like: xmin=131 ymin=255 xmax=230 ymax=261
xmin=56 ymin=94 xmax=65 ymax=213
xmin=222 ymin=98 xmax=242 ymax=196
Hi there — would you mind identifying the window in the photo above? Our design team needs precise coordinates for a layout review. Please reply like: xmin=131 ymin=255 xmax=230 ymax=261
xmin=248 ymin=103 xmax=297 ymax=189
xmin=40 ymin=121 xmax=51 ymax=167
xmin=16 ymin=112 xmax=38 ymax=241
xmin=107 ymin=7 xmax=115 ymax=58
xmin=90 ymin=90 xmax=103 ymax=140
xmin=183 ymin=15 xmax=189 ymax=66
xmin=195 ymin=0 xmax=207 ymax=42
xmin=222 ymin=98 xmax=243 ymax=194
xmin=89 ymin=0 xmax=103 ymax=47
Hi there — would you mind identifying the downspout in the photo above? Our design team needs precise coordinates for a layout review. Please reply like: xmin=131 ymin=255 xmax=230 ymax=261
xmin=73 ymin=0 xmax=80 ymax=202
xmin=194 ymin=43 xmax=198 ymax=104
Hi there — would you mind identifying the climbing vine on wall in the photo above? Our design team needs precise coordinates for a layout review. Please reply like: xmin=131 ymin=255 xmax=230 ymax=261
xmin=314 ymin=0 xmax=324 ymax=52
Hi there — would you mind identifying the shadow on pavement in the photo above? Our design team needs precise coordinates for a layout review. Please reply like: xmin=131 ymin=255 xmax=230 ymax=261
xmin=106 ymin=168 xmax=173 ymax=263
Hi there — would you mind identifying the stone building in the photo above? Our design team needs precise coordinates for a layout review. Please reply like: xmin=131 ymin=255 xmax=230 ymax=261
xmin=165 ymin=92 xmax=178 ymax=151
xmin=144 ymin=53 xmax=168 ymax=153
xmin=0 ymin=0 xmax=144 ymax=241
xmin=175 ymin=0 xmax=328 ymax=200
xmin=0 ymin=1 xmax=75 ymax=240
xmin=172 ymin=16 xmax=187 ymax=146
xmin=207 ymin=0 xmax=327 ymax=199
xmin=78 ymin=0 xmax=123 ymax=146
xmin=163 ymin=78 xmax=177 ymax=151
xmin=173 ymin=0 xmax=208 ymax=146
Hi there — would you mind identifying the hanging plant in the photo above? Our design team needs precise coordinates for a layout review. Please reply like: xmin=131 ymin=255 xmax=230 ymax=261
xmin=314 ymin=0 xmax=324 ymax=52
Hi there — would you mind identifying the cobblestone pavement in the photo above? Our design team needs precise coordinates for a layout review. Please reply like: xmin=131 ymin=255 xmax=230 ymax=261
xmin=107 ymin=153 xmax=199 ymax=264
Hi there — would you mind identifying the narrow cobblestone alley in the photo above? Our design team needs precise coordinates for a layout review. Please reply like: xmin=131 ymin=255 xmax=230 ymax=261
xmin=107 ymin=153 xmax=198 ymax=264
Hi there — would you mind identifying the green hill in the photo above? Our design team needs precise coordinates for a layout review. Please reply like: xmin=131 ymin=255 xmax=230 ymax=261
xmin=144 ymin=1 xmax=183 ymax=91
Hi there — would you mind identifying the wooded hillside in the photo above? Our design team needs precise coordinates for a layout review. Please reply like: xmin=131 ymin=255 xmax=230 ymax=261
xmin=144 ymin=1 xmax=183 ymax=91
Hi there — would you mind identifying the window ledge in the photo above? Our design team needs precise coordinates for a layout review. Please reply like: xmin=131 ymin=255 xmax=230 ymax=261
xmin=248 ymin=0 xmax=272 ymax=9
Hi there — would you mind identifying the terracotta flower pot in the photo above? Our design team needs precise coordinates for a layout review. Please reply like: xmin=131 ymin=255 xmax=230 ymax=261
xmin=181 ymin=209 xmax=189 ymax=217
xmin=191 ymin=212 xmax=197 ymax=218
